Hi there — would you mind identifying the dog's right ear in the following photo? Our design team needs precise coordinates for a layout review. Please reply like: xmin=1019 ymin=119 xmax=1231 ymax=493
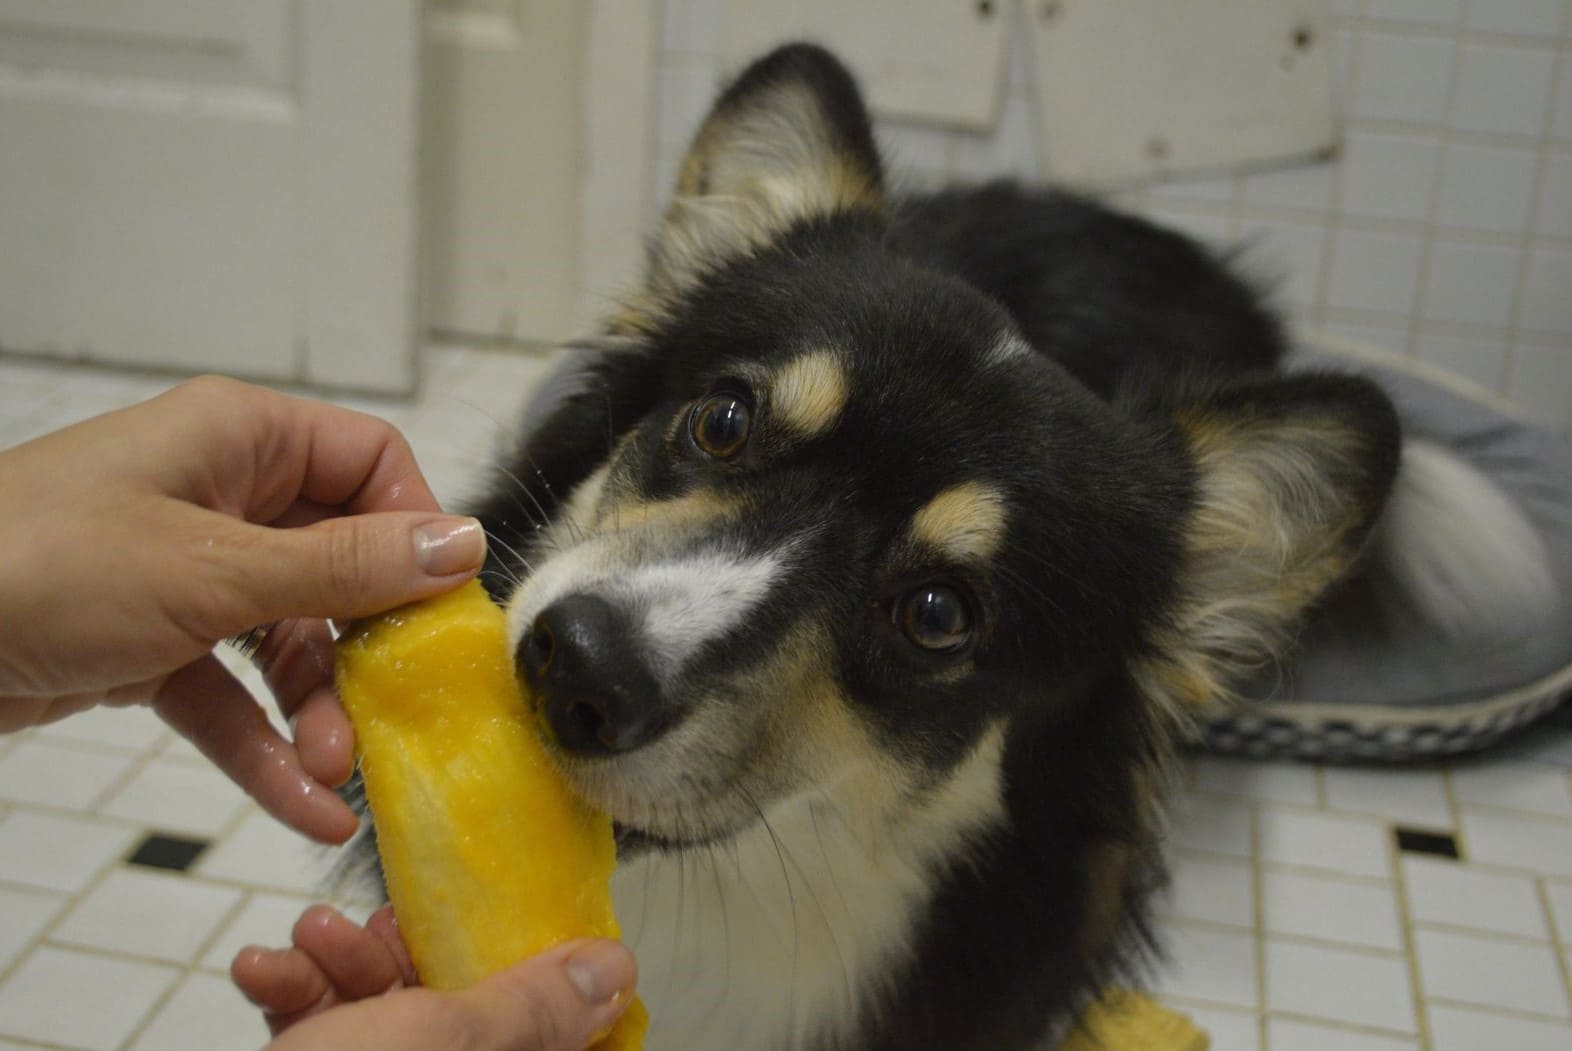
xmin=638 ymin=44 xmax=886 ymax=311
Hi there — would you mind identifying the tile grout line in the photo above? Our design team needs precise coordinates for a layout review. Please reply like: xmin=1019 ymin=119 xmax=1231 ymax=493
xmin=1388 ymin=825 xmax=1435 ymax=1050
xmin=1423 ymin=993 xmax=1572 ymax=1024
xmin=1248 ymin=801 xmax=1269 ymax=1050
xmin=1310 ymin=13 xmax=1368 ymax=334
xmin=1535 ymin=877 xmax=1572 ymax=1019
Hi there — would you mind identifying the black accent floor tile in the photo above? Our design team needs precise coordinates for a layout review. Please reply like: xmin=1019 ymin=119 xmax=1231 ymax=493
xmin=1394 ymin=826 xmax=1460 ymax=859
xmin=126 ymin=832 xmax=210 ymax=873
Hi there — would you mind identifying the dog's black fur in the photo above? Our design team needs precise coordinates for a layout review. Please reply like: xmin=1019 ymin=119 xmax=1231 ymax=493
xmin=394 ymin=45 xmax=1402 ymax=1050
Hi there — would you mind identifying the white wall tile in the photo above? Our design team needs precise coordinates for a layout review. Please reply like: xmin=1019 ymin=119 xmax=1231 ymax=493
xmin=126 ymin=972 xmax=270 ymax=1051
xmin=1463 ymin=0 xmax=1566 ymax=37
xmin=1316 ymin=318 xmax=1413 ymax=352
xmin=1460 ymin=807 xmax=1572 ymax=875
xmin=877 ymin=119 xmax=955 ymax=176
xmin=1142 ymin=207 xmax=1234 ymax=252
xmin=1538 ymin=149 xmax=1572 ymax=239
xmin=951 ymin=92 xmax=1039 ymax=182
xmin=1153 ymin=923 xmax=1260 ymax=1009
xmin=1505 ymin=340 xmax=1572 ymax=428
xmin=198 ymin=890 xmax=316 ymax=972
xmin=1164 ymin=1004 xmax=1258 ymax=1051
xmin=1266 ymin=1017 xmax=1419 ymax=1051
xmin=1427 ymin=1004 xmax=1572 ymax=1051
xmin=1264 ymin=937 xmax=1417 ymax=1033
xmin=1352 ymin=32 xmax=1456 ymax=124
xmin=35 ymin=705 xmax=166 ymax=753
xmin=0 ymin=886 xmax=65 ymax=972
xmin=52 ymin=868 xmax=242 ymax=964
xmin=1263 ymin=869 xmax=1405 ymax=950
xmin=1237 ymin=219 xmax=1329 ymax=309
xmin=1240 ymin=161 xmax=1336 ymax=211
xmin=1193 ymin=756 xmax=1319 ymax=805
xmin=1366 ymin=0 xmax=1463 ymax=26
xmin=0 ymin=946 xmax=176 ymax=1051
xmin=0 ymin=739 xmax=135 ymax=812
xmin=1402 ymin=856 xmax=1549 ymax=938
xmin=1167 ymin=792 xmax=1253 ymax=858
xmin=1323 ymin=765 xmax=1454 ymax=828
xmin=0 ymin=811 xmax=138 ymax=893
xmin=1555 ymin=60 xmax=1572 ymax=139
xmin=1451 ymin=760 xmax=1572 ymax=816
xmin=661 ymin=0 xmax=721 ymax=58
xmin=1450 ymin=43 xmax=1558 ymax=137
xmin=1434 ymin=141 xmax=1540 ymax=231
xmin=99 ymin=758 xmax=250 ymax=838
xmin=1340 ymin=130 xmax=1440 ymax=222
xmin=1258 ymin=808 xmax=1392 ymax=879
xmin=1415 ymin=328 xmax=1509 ymax=388
xmin=1161 ymin=854 xmax=1255 ymax=927
xmin=195 ymin=810 xmax=335 ymax=895
xmin=1421 ymin=239 xmax=1520 ymax=326
xmin=657 ymin=62 xmax=718 ymax=147
xmin=1327 ymin=229 xmax=1427 ymax=315
xmin=1519 ymin=249 xmax=1572 ymax=338
xmin=1547 ymin=880 xmax=1572 ymax=941
xmin=1414 ymin=927 xmax=1571 ymax=1015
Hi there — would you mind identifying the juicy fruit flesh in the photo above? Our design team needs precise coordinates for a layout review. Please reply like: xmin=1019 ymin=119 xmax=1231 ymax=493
xmin=335 ymin=580 xmax=647 ymax=1048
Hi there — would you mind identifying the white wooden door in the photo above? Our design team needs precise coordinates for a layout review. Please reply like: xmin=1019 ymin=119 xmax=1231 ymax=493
xmin=0 ymin=0 xmax=421 ymax=393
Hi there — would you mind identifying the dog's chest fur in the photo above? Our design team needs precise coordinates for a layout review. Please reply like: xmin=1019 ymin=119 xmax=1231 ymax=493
xmin=614 ymin=728 xmax=1009 ymax=1051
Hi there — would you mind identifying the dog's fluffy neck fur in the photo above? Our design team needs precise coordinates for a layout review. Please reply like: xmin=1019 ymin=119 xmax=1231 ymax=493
xmin=614 ymin=725 xmax=1010 ymax=1051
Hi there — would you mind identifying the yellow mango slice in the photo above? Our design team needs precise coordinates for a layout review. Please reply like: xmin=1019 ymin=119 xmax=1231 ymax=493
xmin=1058 ymin=991 xmax=1208 ymax=1051
xmin=336 ymin=580 xmax=647 ymax=1049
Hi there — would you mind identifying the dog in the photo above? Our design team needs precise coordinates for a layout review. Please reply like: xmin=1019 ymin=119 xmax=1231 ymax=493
xmin=369 ymin=44 xmax=1538 ymax=1051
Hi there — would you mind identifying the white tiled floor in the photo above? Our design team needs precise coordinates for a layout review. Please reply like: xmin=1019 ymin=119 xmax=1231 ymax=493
xmin=2 ymin=348 xmax=1571 ymax=1050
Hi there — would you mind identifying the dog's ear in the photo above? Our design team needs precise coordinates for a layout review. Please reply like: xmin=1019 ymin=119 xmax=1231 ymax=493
xmin=642 ymin=43 xmax=886 ymax=306
xmin=1138 ymin=374 xmax=1401 ymax=714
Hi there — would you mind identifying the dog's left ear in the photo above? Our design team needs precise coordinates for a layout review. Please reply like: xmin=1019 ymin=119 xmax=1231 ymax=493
xmin=1141 ymin=374 xmax=1401 ymax=714
xmin=643 ymin=43 xmax=886 ymax=305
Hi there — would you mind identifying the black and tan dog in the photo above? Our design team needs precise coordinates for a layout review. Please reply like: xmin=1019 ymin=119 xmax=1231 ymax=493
xmin=418 ymin=44 xmax=1527 ymax=1051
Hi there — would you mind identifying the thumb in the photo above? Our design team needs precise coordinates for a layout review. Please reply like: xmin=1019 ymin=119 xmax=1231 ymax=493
xmin=457 ymin=939 xmax=639 ymax=1051
xmin=233 ymin=512 xmax=487 ymax=624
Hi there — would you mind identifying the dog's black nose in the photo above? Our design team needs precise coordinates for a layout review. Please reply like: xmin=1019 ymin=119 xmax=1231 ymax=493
xmin=516 ymin=593 xmax=665 ymax=756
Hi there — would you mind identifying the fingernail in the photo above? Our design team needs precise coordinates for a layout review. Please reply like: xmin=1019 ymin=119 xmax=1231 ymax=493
xmin=413 ymin=517 xmax=486 ymax=577
xmin=564 ymin=940 xmax=636 ymax=1006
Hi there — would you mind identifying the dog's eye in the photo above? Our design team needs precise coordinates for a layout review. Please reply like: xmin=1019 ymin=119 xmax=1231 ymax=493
xmin=690 ymin=392 xmax=753 ymax=459
xmin=897 ymin=584 xmax=972 ymax=653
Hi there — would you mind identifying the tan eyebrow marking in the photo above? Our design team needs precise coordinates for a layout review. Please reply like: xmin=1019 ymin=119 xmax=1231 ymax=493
xmin=909 ymin=482 xmax=1009 ymax=563
xmin=770 ymin=350 xmax=849 ymax=439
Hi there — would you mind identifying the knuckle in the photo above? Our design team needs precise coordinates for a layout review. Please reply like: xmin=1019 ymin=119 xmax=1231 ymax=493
xmin=322 ymin=520 xmax=374 ymax=600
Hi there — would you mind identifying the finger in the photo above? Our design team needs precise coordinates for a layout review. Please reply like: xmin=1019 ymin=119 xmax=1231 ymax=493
xmin=152 ymin=656 xmax=359 ymax=844
xmin=262 ymin=939 xmax=637 ymax=1051
xmin=290 ymin=686 xmax=356 ymax=788
xmin=241 ymin=618 xmax=355 ymax=788
xmin=291 ymin=905 xmax=407 ymax=1002
xmin=366 ymin=906 xmax=420 ymax=987
xmin=224 ymin=512 xmax=486 ymax=625
xmin=231 ymin=945 xmax=335 ymax=1035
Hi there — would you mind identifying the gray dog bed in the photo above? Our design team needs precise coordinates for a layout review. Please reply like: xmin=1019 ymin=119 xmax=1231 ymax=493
xmin=1196 ymin=335 xmax=1572 ymax=762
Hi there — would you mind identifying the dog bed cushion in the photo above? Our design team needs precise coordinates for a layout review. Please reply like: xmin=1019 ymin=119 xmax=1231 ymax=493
xmin=1195 ymin=335 xmax=1572 ymax=761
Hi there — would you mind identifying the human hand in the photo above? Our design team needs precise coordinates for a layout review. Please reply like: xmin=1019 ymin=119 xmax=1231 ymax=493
xmin=233 ymin=906 xmax=637 ymax=1051
xmin=0 ymin=376 xmax=486 ymax=842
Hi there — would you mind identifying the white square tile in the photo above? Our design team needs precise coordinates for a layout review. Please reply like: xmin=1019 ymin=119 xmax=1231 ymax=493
xmin=1265 ymin=937 xmax=1416 ymax=1032
xmin=1351 ymin=32 xmax=1455 ymax=125
xmin=1504 ymin=340 xmax=1572 ymax=430
xmin=51 ymin=868 xmax=243 ymax=964
xmin=1403 ymin=856 xmax=1548 ymax=938
xmin=877 ymin=119 xmax=955 ymax=176
xmin=1519 ymin=249 xmax=1572 ymax=339
xmin=0 ymin=946 xmax=176 ymax=1051
xmin=1161 ymin=854 xmax=1255 ymax=927
xmin=1193 ymin=757 xmax=1319 ymax=806
xmin=1262 ymin=869 xmax=1404 ymax=950
xmin=198 ymin=890 xmax=316 ymax=971
xmin=1414 ymin=330 xmax=1509 ymax=390
xmin=0 ymin=886 xmax=66 ymax=971
xmin=1153 ymin=923 xmax=1259 ymax=1009
xmin=1168 ymin=1004 xmax=1259 ymax=1051
xmin=1323 ymin=765 xmax=1454 ymax=828
xmin=1365 ymin=0 xmax=1463 ymax=25
xmin=1451 ymin=760 xmax=1572 ymax=817
xmin=1241 ymin=161 xmax=1336 ymax=212
xmin=1434 ymin=141 xmax=1540 ymax=232
xmin=98 ymin=758 xmax=250 ymax=839
xmin=1258 ymin=807 xmax=1392 ymax=879
xmin=1464 ymin=0 xmax=1565 ymax=37
xmin=1266 ymin=1017 xmax=1419 ymax=1051
xmin=36 ymin=706 xmax=166 ymax=753
xmin=1545 ymin=880 xmax=1572 ymax=941
xmin=1422 ymin=240 xmax=1520 ymax=327
xmin=951 ymin=93 xmax=1039 ymax=182
xmin=1427 ymin=1003 xmax=1572 ymax=1051
xmin=195 ymin=810 xmax=334 ymax=894
xmin=1451 ymin=43 xmax=1558 ymax=137
xmin=1149 ymin=173 xmax=1239 ymax=206
xmin=124 ymin=971 xmax=270 ymax=1051
xmin=1236 ymin=220 xmax=1328 ymax=309
xmin=1326 ymin=229 xmax=1426 ymax=316
xmin=1414 ymin=927 xmax=1570 ymax=1015
xmin=0 ymin=811 xmax=138 ymax=893
xmin=1461 ymin=807 xmax=1572 ymax=875
xmin=1316 ymin=319 xmax=1413 ymax=353
xmin=0 ymin=739 xmax=135 ymax=812
xmin=1538 ymin=149 xmax=1572 ymax=240
xmin=1340 ymin=130 xmax=1441 ymax=223
xmin=1556 ymin=62 xmax=1572 ymax=139
xmin=1167 ymin=792 xmax=1253 ymax=858
xmin=660 ymin=0 xmax=720 ymax=57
